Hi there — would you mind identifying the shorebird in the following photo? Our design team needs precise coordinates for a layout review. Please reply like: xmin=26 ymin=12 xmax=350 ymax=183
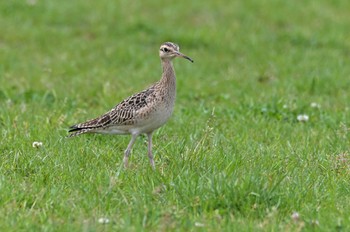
xmin=68 ymin=42 xmax=193 ymax=169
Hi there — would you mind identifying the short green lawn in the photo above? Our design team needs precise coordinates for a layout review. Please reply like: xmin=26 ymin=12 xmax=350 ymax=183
xmin=1 ymin=0 xmax=350 ymax=231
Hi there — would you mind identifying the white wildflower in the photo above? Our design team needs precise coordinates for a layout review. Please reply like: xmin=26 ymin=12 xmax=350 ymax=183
xmin=291 ymin=212 xmax=300 ymax=222
xmin=194 ymin=222 xmax=205 ymax=227
xmin=310 ymin=102 xmax=320 ymax=108
xmin=297 ymin=114 xmax=309 ymax=122
xmin=98 ymin=217 xmax=110 ymax=224
xmin=32 ymin=141 xmax=43 ymax=148
xmin=312 ymin=219 xmax=319 ymax=226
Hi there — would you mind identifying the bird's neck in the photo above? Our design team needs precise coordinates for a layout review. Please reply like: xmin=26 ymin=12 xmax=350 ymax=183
xmin=160 ymin=59 xmax=176 ymax=88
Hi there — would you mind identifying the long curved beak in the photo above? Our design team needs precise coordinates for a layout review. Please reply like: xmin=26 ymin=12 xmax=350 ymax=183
xmin=175 ymin=52 xmax=194 ymax=63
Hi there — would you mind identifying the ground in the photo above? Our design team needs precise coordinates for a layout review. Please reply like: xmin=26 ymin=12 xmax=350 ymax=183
xmin=0 ymin=0 xmax=350 ymax=231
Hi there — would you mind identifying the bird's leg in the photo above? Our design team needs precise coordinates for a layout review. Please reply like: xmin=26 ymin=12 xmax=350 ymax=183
xmin=147 ymin=132 xmax=155 ymax=169
xmin=123 ymin=134 xmax=138 ymax=168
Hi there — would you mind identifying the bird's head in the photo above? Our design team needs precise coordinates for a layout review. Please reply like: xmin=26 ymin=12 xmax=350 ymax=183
xmin=159 ymin=42 xmax=193 ymax=63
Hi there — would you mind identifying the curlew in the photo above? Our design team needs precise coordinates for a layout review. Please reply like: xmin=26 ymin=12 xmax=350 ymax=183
xmin=68 ymin=42 xmax=193 ymax=169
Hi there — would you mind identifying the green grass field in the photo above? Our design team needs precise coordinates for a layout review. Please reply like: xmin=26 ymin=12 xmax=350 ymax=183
xmin=1 ymin=0 xmax=350 ymax=231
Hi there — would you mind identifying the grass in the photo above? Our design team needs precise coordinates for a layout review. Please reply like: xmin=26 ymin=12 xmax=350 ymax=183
xmin=1 ymin=0 xmax=350 ymax=231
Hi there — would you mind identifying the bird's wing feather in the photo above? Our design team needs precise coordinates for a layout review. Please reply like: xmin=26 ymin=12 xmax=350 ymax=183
xmin=69 ymin=86 xmax=156 ymax=132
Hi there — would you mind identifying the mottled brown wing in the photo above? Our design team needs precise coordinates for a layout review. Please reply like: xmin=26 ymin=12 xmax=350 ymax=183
xmin=69 ymin=86 xmax=156 ymax=133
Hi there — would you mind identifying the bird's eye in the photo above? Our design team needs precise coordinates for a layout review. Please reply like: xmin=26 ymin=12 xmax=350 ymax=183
xmin=163 ymin=48 xmax=169 ymax=52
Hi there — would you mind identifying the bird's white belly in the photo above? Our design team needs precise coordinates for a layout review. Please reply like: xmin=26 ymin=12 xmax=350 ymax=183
xmin=132 ymin=105 xmax=173 ymax=134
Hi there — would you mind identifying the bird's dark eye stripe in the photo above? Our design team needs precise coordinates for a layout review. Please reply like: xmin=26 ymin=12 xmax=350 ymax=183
xmin=160 ymin=47 xmax=170 ymax=52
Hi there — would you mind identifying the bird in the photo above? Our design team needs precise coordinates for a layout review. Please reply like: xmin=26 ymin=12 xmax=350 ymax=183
xmin=68 ymin=42 xmax=193 ymax=169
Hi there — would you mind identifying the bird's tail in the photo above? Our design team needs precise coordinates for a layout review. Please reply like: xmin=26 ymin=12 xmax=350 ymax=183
xmin=68 ymin=114 xmax=111 ymax=137
xmin=68 ymin=125 xmax=94 ymax=137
